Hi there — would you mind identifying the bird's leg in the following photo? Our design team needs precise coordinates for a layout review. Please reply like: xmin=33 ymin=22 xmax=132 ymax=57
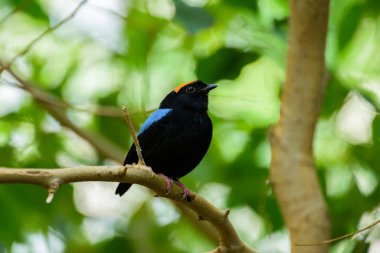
xmin=174 ymin=179 xmax=193 ymax=201
xmin=158 ymin=173 xmax=174 ymax=195
xmin=158 ymin=174 xmax=193 ymax=201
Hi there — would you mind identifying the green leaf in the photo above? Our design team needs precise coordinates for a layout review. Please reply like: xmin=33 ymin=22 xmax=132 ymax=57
xmin=196 ymin=48 xmax=258 ymax=82
xmin=356 ymin=87 xmax=380 ymax=112
xmin=35 ymin=133 xmax=62 ymax=167
xmin=95 ymin=92 xmax=130 ymax=149
xmin=221 ymin=0 xmax=258 ymax=12
xmin=337 ymin=4 xmax=363 ymax=51
xmin=320 ymin=76 xmax=349 ymax=117
xmin=173 ymin=0 xmax=214 ymax=33
xmin=2 ymin=0 xmax=49 ymax=21
xmin=96 ymin=237 xmax=134 ymax=253
xmin=124 ymin=9 xmax=168 ymax=67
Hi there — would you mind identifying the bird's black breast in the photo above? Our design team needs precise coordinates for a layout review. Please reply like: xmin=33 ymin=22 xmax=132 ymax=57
xmin=124 ymin=109 xmax=212 ymax=179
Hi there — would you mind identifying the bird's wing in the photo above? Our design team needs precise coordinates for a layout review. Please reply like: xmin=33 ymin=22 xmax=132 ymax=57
xmin=138 ymin=108 xmax=172 ymax=135
xmin=137 ymin=123 xmax=175 ymax=163
xmin=123 ymin=108 xmax=173 ymax=165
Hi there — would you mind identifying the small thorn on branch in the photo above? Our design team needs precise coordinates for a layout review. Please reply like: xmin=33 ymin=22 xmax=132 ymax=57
xmin=119 ymin=165 xmax=128 ymax=175
xmin=122 ymin=106 xmax=146 ymax=166
xmin=223 ymin=209 xmax=231 ymax=219
xmin=206 ymin=247 xmax=222 ymax=253
xmin=46 ymin=191 xmax=55 ymax=204
xmin=0 ymin=63 xmax=9 ymax=74
xmin=46 ymin=180 xmax=60 ymax=204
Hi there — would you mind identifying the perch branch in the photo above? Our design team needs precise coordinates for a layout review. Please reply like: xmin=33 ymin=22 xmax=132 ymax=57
xmin=0 ymin=166 xmax=257 ymax=253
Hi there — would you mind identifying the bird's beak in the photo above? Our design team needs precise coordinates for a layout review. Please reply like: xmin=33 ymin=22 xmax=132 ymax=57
xmin=201 ymin=84 xmax=217 ymax=93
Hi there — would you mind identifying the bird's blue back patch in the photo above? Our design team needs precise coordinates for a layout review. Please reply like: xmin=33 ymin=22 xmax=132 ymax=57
xmin=138 ymin=108 xmax=172 ymax=135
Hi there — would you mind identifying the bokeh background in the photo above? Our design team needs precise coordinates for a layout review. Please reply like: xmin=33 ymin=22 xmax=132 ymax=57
xmin=0 ymin=0 xmax=380 ymax=252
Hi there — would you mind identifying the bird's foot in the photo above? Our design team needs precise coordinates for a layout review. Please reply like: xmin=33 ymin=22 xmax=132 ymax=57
xmin=158 ymin=173 xmax=174 ymax=195
xmin=158 ymin=174 xmax=193 ymax=201
xmin=175 ymin=180 xmax=193 ymax=202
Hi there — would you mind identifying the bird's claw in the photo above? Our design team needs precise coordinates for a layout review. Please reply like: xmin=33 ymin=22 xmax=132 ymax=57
xmin=158 ymin=174 xmax=193 ymax=201
xmin=176 ymin=180 xmax=193 ymax=201
xmin=159 ymin=174 xmax=174 ymax=195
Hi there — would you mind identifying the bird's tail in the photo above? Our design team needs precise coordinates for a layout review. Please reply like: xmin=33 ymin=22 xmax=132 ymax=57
xmin=115 ymin=183 xmax=133 ymax=196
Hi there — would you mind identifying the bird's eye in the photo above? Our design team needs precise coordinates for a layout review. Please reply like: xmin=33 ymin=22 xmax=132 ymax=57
xmin=185 ymin=86 xmax=196 ymax=93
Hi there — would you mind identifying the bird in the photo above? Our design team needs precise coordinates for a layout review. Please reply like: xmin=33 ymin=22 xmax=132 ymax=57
xmin=115 ymin=80 xmax=217 ymax=200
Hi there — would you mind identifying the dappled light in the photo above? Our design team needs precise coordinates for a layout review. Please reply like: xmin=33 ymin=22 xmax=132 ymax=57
xmin=0 ymin=0 xmax=380 ymax=253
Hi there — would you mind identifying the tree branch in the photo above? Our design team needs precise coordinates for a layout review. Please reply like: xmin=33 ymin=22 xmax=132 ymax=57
xmin=0 ymin=75 xmax=153 ymax=118
xmin=270 ymin=0 xmax=330 ymax=253
xmin=7 ymin=0 xmax=88 ymax=67
xmin=3 ymin=67 xmax=125 ymax=162
xmin=0 ymin=0 xmax=31 ymax=27
xmin=0 ymin=166 xmax=257 ymax=253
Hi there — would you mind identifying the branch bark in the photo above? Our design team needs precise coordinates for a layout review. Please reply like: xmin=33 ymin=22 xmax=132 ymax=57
xmin=270 ymin=1 xmax=330 ymax=253
xmin=0 ymin=166 xmax=257 ymax=253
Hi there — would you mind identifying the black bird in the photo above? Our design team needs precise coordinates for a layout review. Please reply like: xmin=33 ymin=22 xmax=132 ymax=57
xmin=115 ymin=80 xmax=216 ymax=199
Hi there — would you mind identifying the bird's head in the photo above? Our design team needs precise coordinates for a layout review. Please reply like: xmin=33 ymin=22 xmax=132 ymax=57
xmin=160 ymin=80 xmax=217 ymax=111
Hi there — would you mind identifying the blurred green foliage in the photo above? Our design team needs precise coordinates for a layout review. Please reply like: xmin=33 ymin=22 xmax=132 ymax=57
xmin=0 ymin=0 xmax=379 ymax=253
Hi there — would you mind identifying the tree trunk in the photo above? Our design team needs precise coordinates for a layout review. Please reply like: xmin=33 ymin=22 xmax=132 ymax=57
xmin=270 ymin=0 xmax=330 ymax=252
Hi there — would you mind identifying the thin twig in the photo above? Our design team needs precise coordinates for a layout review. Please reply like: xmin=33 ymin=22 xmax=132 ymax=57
xmin=8 ymin=0 xmax=88 ymax=66
xmin=0 ymin=0 xmax=31 ymax=27
xmin=295 ymin=219 xmax=380 ymax=246
xmin=3 ymin=66 xmax=125 ymax=162
xmin=0 ymin=75 xmax=154 ymax=118
xmin=0 ymin=166 xmax=257 ymax=253
xmin=122 ymin=106 xmax=145 ymax=165
xmin=87 ymin=2 xmax=127 ymax=21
